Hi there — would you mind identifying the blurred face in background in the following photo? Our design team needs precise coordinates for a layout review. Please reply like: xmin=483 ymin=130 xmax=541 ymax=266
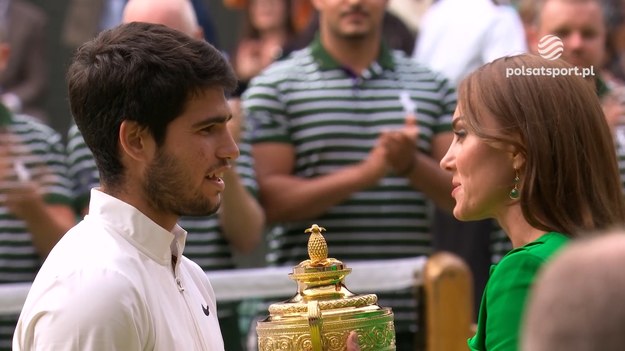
xmin=313 ymin=0 xmax=387 ymax=41
xmin=250 ymin=0 xmax=288 ymax=32
xmin=536 ymin=0 xmax=605 ymax=69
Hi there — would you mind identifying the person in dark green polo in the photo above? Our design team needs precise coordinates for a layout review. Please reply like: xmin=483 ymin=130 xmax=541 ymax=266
xmin=440 ymin=54 xmax=625 ymax=351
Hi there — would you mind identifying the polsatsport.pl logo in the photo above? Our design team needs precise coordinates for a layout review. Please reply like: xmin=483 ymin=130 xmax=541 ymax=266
xmin=505 ymin=34 xmax=595 ymax=79
xmin=538 ymin=34 xmax=564 ymax=60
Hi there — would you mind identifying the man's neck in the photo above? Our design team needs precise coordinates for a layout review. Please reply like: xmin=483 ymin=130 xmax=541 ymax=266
xmin=320 ymin=31 xmax=382 ymax=75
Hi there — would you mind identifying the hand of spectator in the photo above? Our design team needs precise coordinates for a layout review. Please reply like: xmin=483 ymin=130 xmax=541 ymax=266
xmin=5 ymin=179 xmax=46 ymax=220
xmin=360 ymin=139 xmax=389 ymax=186
xmin=380 ymin=114 xmax=420 ymax=177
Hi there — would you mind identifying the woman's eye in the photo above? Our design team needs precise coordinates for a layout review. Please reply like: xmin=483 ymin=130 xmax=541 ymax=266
xmin=453 ymin=130 xmax=467 ymax=139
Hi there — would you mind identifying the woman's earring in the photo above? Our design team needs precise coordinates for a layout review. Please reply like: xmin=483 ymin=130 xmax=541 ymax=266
xmin=509 ymin=171 xmax=520 ymax=200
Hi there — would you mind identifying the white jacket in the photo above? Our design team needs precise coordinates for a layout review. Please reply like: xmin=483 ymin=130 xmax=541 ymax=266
xmin=13 ymin=189 xmax=224 ymax=350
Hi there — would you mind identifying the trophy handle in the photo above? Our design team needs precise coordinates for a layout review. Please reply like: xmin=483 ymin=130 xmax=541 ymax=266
xmin=307 ymin=300 xmax=323 ymax=351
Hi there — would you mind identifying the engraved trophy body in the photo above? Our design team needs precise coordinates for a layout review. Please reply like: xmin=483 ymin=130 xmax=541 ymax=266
xmin=256 ymin=224 xmax=396 ymax=351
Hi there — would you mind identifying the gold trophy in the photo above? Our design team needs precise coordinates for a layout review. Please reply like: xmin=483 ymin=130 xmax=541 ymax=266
xmin=256 ymin=224 xmax=396 ymax=350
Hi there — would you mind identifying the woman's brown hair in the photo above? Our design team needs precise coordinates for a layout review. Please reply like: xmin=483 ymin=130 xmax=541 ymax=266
xmin=458 ymin=54 xmax=625 ymax=236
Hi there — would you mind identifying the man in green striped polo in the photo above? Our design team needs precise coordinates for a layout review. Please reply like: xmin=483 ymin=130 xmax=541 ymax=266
xmin=243 ymin=0 xmax=456 ymax=348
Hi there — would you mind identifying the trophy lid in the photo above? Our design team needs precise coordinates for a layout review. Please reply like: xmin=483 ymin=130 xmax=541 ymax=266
xmin=266 ymin=224 xmax=380 ymax=318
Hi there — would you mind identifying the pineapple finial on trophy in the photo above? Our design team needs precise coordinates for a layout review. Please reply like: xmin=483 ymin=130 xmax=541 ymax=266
xmin=305 ymin=224 xmax=328 ymax=264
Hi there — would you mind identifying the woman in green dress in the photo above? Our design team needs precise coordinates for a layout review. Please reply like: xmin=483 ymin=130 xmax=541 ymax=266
xmin=440 ymin=54 xmax=625 ymax=351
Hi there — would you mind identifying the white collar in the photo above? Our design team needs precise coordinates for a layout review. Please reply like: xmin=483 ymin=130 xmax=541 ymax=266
xmin=87 ymin=188 xmax=187 ymax=265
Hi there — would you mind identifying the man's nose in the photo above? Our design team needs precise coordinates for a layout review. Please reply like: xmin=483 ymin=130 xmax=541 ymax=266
xmin=565 ymin=32 xmax=584 ymax=50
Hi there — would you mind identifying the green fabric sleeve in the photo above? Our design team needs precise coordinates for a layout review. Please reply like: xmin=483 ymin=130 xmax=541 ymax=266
xmin=484 ymin=251 xmax=543 ymax=350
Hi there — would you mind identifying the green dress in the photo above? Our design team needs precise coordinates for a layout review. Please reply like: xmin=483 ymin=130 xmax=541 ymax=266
xmin=468 ymin=232 xmax=569 ymax=350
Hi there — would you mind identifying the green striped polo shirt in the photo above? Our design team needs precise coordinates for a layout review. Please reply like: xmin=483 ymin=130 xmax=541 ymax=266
xmin=0 ymin=112 xmax=72 ymax=283
xmin=243 ymin=37 xmax=456 ymax=332
xmin=0 ymin=110 xmax=73 ymax=350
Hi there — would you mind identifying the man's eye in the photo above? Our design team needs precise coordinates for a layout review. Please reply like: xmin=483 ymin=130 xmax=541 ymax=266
xmin=202 ymin=125 xmax=216 ymax=133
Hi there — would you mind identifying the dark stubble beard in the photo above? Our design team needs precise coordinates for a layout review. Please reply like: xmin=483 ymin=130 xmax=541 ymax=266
xmin=143 ymin=150 xmax=221 ymax=217
xmin=329 ymin=23 xmax=370 ymax=41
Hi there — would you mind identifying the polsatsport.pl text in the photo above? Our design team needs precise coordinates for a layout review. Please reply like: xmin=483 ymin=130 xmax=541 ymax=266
xmin=506 ymin=66 xmax=595 ymax=78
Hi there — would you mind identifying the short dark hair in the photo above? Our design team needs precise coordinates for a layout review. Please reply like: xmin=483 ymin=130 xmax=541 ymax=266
xmin=67 ymin=22 xmax=237 ymax=188
xmin=459 ymin=54 xmax=625 ymax=235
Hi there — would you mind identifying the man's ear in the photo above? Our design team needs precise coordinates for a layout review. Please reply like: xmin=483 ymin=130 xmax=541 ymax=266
xmin=119 ymin=120 xmax=154 ymax=162
xmin=526 ymin=25 xmax=540 ymax=55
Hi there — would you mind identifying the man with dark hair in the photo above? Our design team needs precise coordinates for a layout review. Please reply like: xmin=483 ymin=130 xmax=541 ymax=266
xmin=64 ymin=2 xmax=265 ymax=348
xmin=13 ymin=22 xmax=239 ymax=350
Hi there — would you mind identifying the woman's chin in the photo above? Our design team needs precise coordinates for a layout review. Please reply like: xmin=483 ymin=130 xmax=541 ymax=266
xmin=453 ymin=206 xmax=482 ymax=222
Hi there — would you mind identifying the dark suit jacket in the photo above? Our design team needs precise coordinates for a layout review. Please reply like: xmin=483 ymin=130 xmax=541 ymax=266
xmin=0 ymin=0 xmax=48 ymax=120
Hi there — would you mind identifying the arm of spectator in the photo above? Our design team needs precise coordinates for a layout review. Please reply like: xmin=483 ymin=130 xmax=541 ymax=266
xmin=379 ymin=112 xmax=454 ymax=212
xmin=218 ymin=167 xmax=265 ymax=254
xmin=3 ymin=125 xmax=77 ymax=257
xmin=218 ymin=106 xmax=265 ymax=253
xmin=252 ymin=141 xmax=388 ymax=224
xmin=397 ymin=73 xmax=457 ymax=213
xmin=5 ymin=184 xmax=75 ymax=257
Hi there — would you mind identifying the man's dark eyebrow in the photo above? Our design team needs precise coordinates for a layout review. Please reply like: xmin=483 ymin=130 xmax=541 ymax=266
xmin=191 ymin=114 xmax=232 ymax=128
